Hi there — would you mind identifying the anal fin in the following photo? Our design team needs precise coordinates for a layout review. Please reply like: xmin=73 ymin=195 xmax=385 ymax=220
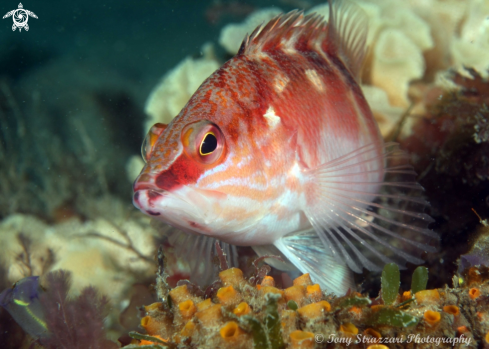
xmin=273 ymin=230 xmax=355 ymax=295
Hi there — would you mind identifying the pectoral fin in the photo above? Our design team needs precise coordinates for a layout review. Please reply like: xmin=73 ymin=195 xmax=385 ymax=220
xmin=304 ymin=142 xmax=438 ymax=274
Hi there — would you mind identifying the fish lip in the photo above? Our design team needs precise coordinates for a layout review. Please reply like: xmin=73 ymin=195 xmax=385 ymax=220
xmin=134 ymin=186 xmax=208 ymax=223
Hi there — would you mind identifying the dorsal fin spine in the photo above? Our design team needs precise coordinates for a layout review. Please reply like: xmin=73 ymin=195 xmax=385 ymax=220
xmin=239 ymin=0 xmax=368 ymax=81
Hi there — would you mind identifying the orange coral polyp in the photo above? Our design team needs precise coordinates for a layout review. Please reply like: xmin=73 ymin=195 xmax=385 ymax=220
xmin=233 ymin=302 xmax=251 ymax=316
xmin=298 ymin=301 xmax=331 ymax=319
xmin=140 ymin=316 xmax=160 ymax=336
xmin=457 ymin=326 xmax=469 ymax=334
xmin=364 ymin=328 xmax=381 ymax=340
xmin=290 ymin=330 xmax=314 ymax=348
xmin=139 ymin=335 xmax=167 ymax=345
xmin=402 ymin=291 xmax=412 ymax=301
xmin=485 ymin=331 xmax=489 ymax=344
xmin=469 ymin=288 xmax=480 ymax=300
xmin=285 ymin=285 xmax=306 ymax=305
xmin=443 ymin=305 xmax=460 ymax=316
xmin=180 ymin=320 xmax=196 ymax=337
xmin=217 ymin=285 xmax=241 ymax=305
xmin=144 ymin=302 xmax=162 ymax=312
xmin=220 ymin=321 xmax=244 ymax=341
xmin=424 ymin=310 xmax=441 ymax=326
xmin=293 ymin=273 xmax=313 ymax=286
xmin=178 ymin=299 xmax=197 ymax=318
xmin=196 ymin=298 xmax=212 ymax=312
xmin=339 ymin=322 xmax=359 ymax=336
xmin=196 ymin=304 xmax=223 ymax=326
xmin=306 ymin=284 xmax=322 ymax=301
xmin=219 ymin=268 xmax=244 ymax=287
xmin=169 ymin=284 xmax=191 ymax=304
xmin=260 ymin=286 xmax=284 ymax=298
xmin=261 ymin=275 xmax=275 ymax=286
xmin=415 ymin=289 xmax=440 ymax=304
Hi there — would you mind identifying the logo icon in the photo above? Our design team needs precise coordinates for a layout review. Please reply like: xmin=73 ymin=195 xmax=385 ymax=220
xmin=3 ymin=3 xmax=37 ymax=32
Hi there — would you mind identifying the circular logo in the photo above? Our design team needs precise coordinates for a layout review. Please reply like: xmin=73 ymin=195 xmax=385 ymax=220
xmin=13 ymin=9 xmax=28 ymax=27
xmin=315 ymin=334 xmax=324 ymax=343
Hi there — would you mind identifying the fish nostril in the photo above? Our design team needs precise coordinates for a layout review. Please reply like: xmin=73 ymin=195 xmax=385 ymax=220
xmin=133 ymin=181 xmax=157 ymax=192
xmin=147 ymin=190 xmax=162 ymax=199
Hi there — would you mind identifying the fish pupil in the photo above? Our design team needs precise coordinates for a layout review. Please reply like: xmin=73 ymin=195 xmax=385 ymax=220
xmin=200 ymin=132 xmax=217 ymax=155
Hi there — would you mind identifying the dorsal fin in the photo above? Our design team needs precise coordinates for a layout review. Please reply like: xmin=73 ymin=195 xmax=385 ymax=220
xmin=238 ymin=0 xmax=368 ymax=81
xmin=326 ymin=0 xmax=368 ymax=80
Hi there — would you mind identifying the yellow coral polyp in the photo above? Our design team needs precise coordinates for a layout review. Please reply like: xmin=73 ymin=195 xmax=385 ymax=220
xmin=485 ymin=331 xmax=489 ymax=344
xmin=339 ymin=322 xmax=359 ymax=336
xmin=469 ymin=287 xmax=480 ymax=300
xmin=306 ymin=284 xmax=322 ymax=302
xmin=424 ymin=310 xmax=441 ymax=326
xmin=233 ymin=302 xmax=251 ymax=316
xmin=293 ymin=273 xmax=313 ymax=286
xmin=415 ymin=289 xmax=440 ymax=304
xmin=217 ymin=285 xmax=241 ymax=305
xmin=178 ymin=299 xmax=197 ymax=318
xmin=290 ymin=330 xmax=314 ymax=348
xmin=261 ymin=275 xmax=275 ymax=286
xmin=285 ymin=285 xmax=306 ymax=306
xmin=220 ymin=321 xmax=244 ymax=341
xmin=297 ymin=301 xmax=331 ymax=319
xmin=219 ymin=268 xmax=244 ymax=287
xmin=366 ymin=345 xmax=389 ymax=349
xmin=443 ymin=305 xmax=460 ymax=317
xmin=169 ymin=284 xmax=191 ymax=304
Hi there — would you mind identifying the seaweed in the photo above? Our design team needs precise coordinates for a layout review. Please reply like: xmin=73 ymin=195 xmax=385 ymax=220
xmin=411 ymin=266 xmax=429 ymax=294
xmin=400 ymin=68 xmax=489 ymax=289
xmin=368 ymin=307 xmax=419 ymax=327
xmin=241 ymin=293 xmax=284 ymax=349
xmin=0 ymin=76 xmax=142 ymax=222
xmin=39 ymin=270 xmax=118 ymax=349
xmin=381 ymin=263 xmax=400 ymax=305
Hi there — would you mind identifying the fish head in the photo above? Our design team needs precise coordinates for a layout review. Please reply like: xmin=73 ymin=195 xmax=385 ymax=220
xmin=133 ymin=80 xmax=283 ymax=242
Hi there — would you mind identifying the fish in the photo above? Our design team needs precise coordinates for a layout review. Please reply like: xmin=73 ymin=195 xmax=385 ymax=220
xmin=0 ymin=276 xmax=49 ymax=338
xmin=133 ymin=0 xmax=438 ymax=294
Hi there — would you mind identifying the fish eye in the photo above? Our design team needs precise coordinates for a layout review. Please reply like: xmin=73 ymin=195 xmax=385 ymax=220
xmin=141 ymin=123 xmax=167 ymax=163
xmin=181 ymin=121 xmax=224 ymax=164
xmin=199 ymin=132 xmax=217 ymax=156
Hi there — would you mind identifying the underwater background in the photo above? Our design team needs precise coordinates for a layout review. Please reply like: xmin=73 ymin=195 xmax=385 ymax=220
xmin=1 ymin=0 xmax=489 ymax=348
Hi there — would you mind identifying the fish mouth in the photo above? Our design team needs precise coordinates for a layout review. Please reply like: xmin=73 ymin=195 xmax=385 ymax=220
xmin=133 ymin=183 xmax=219 ymax=231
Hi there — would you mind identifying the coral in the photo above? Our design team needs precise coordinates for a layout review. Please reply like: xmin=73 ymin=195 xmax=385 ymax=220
xmin=143 ymin=43 xmax=220 ymax=132
xmin=121 ymin=262 xmax=489 ymax=348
